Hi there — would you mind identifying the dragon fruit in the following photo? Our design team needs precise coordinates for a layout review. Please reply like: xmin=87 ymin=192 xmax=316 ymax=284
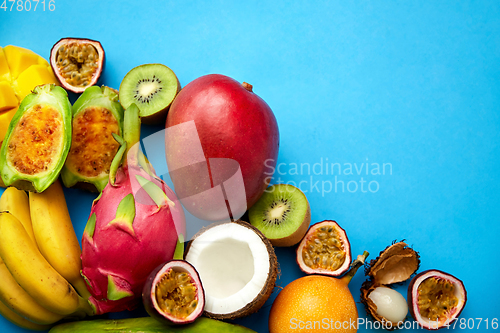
xmin=81 ymin=104 xmax=186 ymax=315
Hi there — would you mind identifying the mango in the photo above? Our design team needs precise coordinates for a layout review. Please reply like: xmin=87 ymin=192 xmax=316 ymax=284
xmin=3 ymin=45 xmax=48 ymax=80
xmin=0 ymin=47 xmax=11 ymax=82
xmin=12 ymin=64 xmax=58 ymax=101
xmin=0 ymin=107 xmax=18 ymax=144
xmin=0 ymin=82 xmax=18 ymax=111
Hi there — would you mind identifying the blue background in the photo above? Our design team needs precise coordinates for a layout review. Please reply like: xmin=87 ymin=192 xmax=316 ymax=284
xmin=1 ymin=1 xmax=499 ymax=332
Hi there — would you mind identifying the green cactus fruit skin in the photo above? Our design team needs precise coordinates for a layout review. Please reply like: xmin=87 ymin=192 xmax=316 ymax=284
xmin=48 ymin=317 xmax=257 ymax=333
xmin=0 ymin=84 xmax=72 ymax=193
xmin=61 ymin=85 xmax=124 ymax=192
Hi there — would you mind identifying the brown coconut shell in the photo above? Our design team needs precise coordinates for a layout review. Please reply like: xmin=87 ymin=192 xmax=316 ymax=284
xmin=185 ymin=220 xmax=278 ymax=320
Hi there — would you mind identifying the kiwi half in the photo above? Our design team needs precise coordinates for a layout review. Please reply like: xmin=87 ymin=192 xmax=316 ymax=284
xmin=119 ymin=64 xmax=180 ymax=125
xmin=249 ymin=184 xmax=310 ymax=247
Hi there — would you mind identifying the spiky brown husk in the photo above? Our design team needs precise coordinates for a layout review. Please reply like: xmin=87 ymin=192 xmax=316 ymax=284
xmin=360 ymin=241 xmax=420 ymax=330
xmin=360 ymin=280 xmax=404 ymax=330
xmin=364 ymin=240 xmax=420 ymax=285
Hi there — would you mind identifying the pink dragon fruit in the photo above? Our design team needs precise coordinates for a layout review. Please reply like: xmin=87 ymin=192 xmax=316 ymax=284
xmin=81 ymin=104 xmax=186 ymax=315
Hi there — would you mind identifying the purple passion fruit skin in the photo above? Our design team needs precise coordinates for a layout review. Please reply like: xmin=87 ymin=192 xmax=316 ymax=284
xmin=296 ymin=220 xmax=352 ymax=277
xmin=143 ymin=260 xmax=205 ymax=326
xmin=408 ymin=269 xmax=467 ymax=330
xmin=50 ymin=38 xmax=105 ymax=94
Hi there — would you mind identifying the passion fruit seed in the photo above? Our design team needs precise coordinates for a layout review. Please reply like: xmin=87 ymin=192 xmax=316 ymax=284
xmin=302 ymin=225 xmax=346 ymax=271
xmin=417 ymin=277 xmax=458 ymax=322
xmin=56 ymin=43 xmax=99 ymax=88
xmin=155 ymin=268 xmax=198 ymax=320
xmin=8 ymin=104 xmax=63 ymax=175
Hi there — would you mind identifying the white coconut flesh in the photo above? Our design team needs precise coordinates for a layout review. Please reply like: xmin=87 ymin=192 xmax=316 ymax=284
xmin=185 ymin=223 xmax=272 ymax=316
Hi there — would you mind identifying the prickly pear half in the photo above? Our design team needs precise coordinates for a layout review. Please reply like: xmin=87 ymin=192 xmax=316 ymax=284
xmin=81 ymin=104 xmax=186 ymax=315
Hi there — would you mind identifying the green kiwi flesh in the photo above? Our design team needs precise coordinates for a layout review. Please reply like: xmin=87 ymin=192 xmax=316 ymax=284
xmin=119 ymin=64 xmax=180 ymax=125
xmin=249 ymin=184 xmax=311 ymax=247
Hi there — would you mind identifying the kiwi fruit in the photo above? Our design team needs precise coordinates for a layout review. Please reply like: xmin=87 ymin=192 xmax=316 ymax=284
xmin=249 ymin=184 xmax=311 ymax=247
xmin=119 ymin=63 xmax=180 ymax=125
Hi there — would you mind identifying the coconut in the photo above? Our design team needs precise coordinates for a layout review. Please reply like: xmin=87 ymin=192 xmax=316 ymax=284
xmin=184 ymin=221 xmax=277 ymax=320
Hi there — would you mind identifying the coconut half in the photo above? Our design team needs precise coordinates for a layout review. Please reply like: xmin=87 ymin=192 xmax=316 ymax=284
xmin=185 ymin=221 xmax=277 ymax=319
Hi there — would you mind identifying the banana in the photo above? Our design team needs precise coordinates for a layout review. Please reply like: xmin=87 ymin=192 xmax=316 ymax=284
xmin=29 ymin=180 xmax=92 ymax=301
xmin=0 ymin=190 xmax=64 ymax=325
xmin=0 ymin=254 xmax=64 ymax=325
xmin=0 ymin=186 xmax=36 ymax=243
xmin=0 ymin=299 xmax=53 ymax=331
xmin=0 ymin=211 xmax=90 ymax=316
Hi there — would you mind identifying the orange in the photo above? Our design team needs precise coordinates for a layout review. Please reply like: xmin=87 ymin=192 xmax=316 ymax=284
xmin=269 ymin=252 xmax=368 ymax=333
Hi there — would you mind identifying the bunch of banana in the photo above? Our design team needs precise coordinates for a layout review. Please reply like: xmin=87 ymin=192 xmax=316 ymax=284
xmin=0 ymin=181 xmax=93 ymax=331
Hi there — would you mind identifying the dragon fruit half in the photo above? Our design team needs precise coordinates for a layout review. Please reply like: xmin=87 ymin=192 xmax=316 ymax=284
xmin=81 ymin=104 xmax=186 ymax=315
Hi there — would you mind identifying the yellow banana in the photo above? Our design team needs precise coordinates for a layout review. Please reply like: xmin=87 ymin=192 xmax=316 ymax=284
xmin=0 ymin=191 xmax=63 ymax=325
xmin=29 ymin=180 xmax=92 ymax=301
xmin=0 ymin=186 xmax=36 ymax=243
xmin=0 ymin=299 xmax=52 ymax=331
xmin=0 ymin=211 xmax=90 ymax=316
xmin=0 ymin=253 xmax=64 ymax=325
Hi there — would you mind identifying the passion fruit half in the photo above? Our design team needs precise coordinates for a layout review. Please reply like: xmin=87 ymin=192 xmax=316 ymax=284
xmin=143 ymin=260 xmax=205 ymax=325
xmin=408 ymin=269 xmax=467 ymax=330
xmin=50 ymin=38 xmax=104 ymax=93
xmin=296 ymin=220 xmax=351 ymax=277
